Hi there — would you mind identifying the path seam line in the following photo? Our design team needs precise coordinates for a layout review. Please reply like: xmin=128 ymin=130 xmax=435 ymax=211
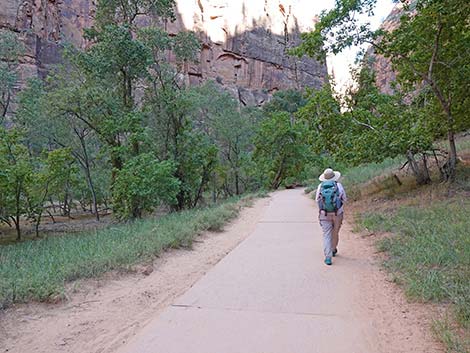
xmin=171 ymin=304 xmax=341 ymax=318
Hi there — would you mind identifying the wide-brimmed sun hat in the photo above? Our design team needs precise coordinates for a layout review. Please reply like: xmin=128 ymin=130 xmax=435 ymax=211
xmin=319 ymin=168 xmax=341 ymax=182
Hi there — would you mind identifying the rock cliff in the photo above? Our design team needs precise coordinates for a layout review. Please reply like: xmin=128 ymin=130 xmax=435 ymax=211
xmin=364 ymin=4 xmax=403 ymax=94
xmin=1 ymin=0 xmax=328 ymax=107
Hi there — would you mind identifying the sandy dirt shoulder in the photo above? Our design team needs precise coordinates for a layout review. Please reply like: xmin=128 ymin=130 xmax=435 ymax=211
xmin=339 ymin=214 xmax=443 ymax=353
xmin=0 ymin=197 xmax=270 ymax=353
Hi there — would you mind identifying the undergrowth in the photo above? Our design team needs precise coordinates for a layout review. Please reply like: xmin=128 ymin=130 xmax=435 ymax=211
xmin=360 ymin=199 xmax=470 ymax=352
xmin=350 ymin=136 xmax=470 ymax=352
xmin=0 ymin=194 xmax=259 ymax=308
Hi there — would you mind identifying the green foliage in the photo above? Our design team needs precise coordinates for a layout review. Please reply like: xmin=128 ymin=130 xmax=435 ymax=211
xmin=382 ymin=0 xmax=470 ymax=129
xmin=82 ymin=25 xmax=153 ymax=85
xmin=185 ymin=82 xmax=260 ymax=196
xmin=293 ymin=0 xmax=470 ymax=181
xmin=1 ymin=0 xmax=313 ymax=236
xmin=296 ymin=64 xmax=436 ymax=185
xmin=174 ymin=131 xmax=219 ymax=209
xmin=251 ymin=88 xmax=320 ymax=189
xmin=113 ymin=154 xmax=180 ymax=219
xmin=263 ymin=89 xmax=307 ymax=115
xmin=291 ymin=0 xmax=377 ymax=60
xmin=344 ymin=67 xmax=434 ymax=164
xmin=171 ymin=31 xmax=201 ymax=65
xmin=296 ymin=85 xmax=345 ymax=160
xmin=95 ymin=0 xmax=176 ymax=26
xmin=0 ymin=128 xmax=33 ymax=239
xmin=254 ymin=112 xmax=309 ymax=189
xmin=2 ymin=0 xmax=204 ymax=226
xmin=25 ymin=148 xmax=77 ymax=235
xmin=0 ymin=195 xmax=251 ymax=308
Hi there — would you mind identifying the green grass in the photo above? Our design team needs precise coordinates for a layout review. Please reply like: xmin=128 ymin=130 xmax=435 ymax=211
xmin=340 ymin=156 xmax=404 ymax=190
xmin=433 ymin=319 xmax=470 ymax=353
xmin=349 ymin=135 xmax=470 ymax=352
xmin=455 ymin=164 xmax=470 ymax=192
xmin=360 ymin=199 xmax=470 ymax=351
xmin=0 ymin=195 xmax=258 ymax=308
xmin=456 ymin=136 xmax=470 ymax=152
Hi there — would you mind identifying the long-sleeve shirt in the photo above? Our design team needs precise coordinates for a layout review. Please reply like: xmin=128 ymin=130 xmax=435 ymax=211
xmin=315 ymin=182 xmax=347 ymax=215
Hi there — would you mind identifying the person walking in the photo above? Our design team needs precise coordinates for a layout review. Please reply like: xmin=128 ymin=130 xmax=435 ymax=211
xmin=315 ymin=168 xmax=347 ymax=266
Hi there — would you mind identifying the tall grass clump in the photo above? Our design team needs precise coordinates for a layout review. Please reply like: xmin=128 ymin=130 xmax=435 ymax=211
xmin=0 ymin=195 xmax=256 ymax=308
xmin=360 ymin=199 xmax=470 ymax=350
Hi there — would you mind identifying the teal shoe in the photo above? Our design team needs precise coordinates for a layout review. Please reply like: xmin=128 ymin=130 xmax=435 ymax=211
xmin=332 ymin=248 xmax=338 ymax=257
xmin=324 ymin=257 xmax=332 ymax=265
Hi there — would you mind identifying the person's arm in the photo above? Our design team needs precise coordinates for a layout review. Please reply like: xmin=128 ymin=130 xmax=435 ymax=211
xmin=338 ymin=183 xmax=347 ymax=203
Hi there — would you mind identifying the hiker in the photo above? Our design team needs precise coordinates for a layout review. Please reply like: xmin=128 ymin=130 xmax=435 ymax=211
xmin=315 ymin=168 xmax=347 ymax=266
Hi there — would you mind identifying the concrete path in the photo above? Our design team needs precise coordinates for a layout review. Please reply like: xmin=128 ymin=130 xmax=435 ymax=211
xmin=118 ymin=189 xmax=380 ymax=353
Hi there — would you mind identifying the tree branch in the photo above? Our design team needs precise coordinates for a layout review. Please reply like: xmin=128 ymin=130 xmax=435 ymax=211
xmin=427 ymin=18 xmax=443 ymax=83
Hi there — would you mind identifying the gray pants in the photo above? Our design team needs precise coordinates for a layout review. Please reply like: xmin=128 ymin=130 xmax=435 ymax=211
xmin=319 ymin=212 xmax=344 ymax=258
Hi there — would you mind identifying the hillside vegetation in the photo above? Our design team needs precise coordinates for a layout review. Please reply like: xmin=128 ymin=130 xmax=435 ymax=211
xmin=351 ymin=140 xmax=470 ymax=352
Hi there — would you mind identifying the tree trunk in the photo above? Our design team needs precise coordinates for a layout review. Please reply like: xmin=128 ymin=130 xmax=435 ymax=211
xmin=193 ymin=161 xmax=214 ymax=208
xmin=131 ymin=204 xmax=142 ymax=219
xmin=63 ymin=189 xmax=71 ymax=217
xmin=446 ymin=129 xmax=457 ymax=182
xmin=235 ymin=172 xmax=240 ymax=195
xmin=271 ymin=157 xmax=286 ymax=189
xmin=14 ymin=181 xmax=22 ymax=241
xmin=427 ymin=78 xmax=456 ymax=182
xmin=77 ymin=133 xmax=100 ymax=221
xmin=421 ymin=153 xmax=431 ymax=184
xmin=80 ymin=163 xmax=99 ymax=221
xmin=406 ymin=151 xmax=431 ymax=185
xmin=14 ymin=217 xmax=21 ymax=241
xmin=50 ymin=197 xmax=56 ymax=213
xmin=110 ymin=152 xmax=123 ymax=184
xmin=35 ymin=214 xmax=42 ymax=238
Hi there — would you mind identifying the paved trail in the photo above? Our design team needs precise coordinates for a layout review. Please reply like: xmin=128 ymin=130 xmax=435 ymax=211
xmin=118 ymin=189 xmax=438 ymax=353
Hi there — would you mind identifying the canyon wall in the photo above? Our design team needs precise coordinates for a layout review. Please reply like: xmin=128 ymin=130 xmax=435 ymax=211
xmin=364 ymin=5 xmax=403 ymax=94
xmin=0 ymin=0 xmax=328 ymax=108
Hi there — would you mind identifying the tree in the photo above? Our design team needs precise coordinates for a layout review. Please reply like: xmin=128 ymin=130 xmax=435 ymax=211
xmin=263 ymin=89 xmax=307 ymax=124
xmin=25 ymin=148 xmax=76 ymax=237
xmin=185 ymin=82 xmax=259 ymax=197
xmin=293 ymin=0 xmax=470 ymax=181
xmin=16 ymin=77 xmax=105 ymax=220
xmin=254 ymin=112 xmax=309 ymax=189
xmin=95 ymin=0 xmax=176 ymax=27
xmin=381 ymin=0 xmax=470 ymax=180
xmin=296 ymin=85 xmax=346 ymax=161
xmin=112 ymin=154 xmax=180 ymax=219
xmin=343 ymin=67 xmax=435 ymax=184
xmin=0 ymin=128 xmax=33 ymax=240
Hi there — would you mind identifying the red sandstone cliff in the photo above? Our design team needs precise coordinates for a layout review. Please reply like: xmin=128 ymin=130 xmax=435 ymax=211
xmin=1 ymin=0 xmax=328 ymax=106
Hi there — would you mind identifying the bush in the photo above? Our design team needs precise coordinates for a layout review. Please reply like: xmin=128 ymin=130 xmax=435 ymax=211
xmin=112 ymin=154 xmax=180 ymax=219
